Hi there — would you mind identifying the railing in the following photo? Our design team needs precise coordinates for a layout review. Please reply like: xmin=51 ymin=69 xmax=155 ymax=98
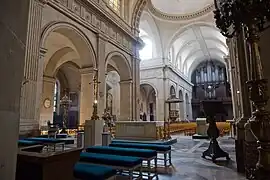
xmin=40 ymin=122 xmax=231 ymax=138
xmin=169 ymin=122 xmax=231 ymax=136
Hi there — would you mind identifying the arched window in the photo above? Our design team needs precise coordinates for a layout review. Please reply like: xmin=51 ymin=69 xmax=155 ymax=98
xmin=170 ymin=86 xmax=176 ymax=98
xmin=139 ymin=37 xmax=153 ymax=60
xmin=53 ymin=80 xmax=60 ymax=114
xmin=108 ymin=0 xmax=121 ymax=14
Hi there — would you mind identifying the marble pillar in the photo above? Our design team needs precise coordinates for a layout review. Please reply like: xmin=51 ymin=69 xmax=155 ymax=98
xmin=79 ymin=68 xmax=94 ymax=125
xmin=0 ymin=0 xmax=31 ymax=179
xmin=119 ymin=80 xmax=132 ymax=121
xmin=19 ymin=0 xmax=44 ymax=134
xmin=40 ymin=76 xmax=55 ymax=126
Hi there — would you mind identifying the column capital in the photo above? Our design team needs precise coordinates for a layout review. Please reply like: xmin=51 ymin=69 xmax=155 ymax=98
xmin=119 ymin=79 xmax=133 ymax=84
xmin=43 ymin=76 xmax=55 ymax=84
xmin=79 ymin=67 xmax=96 ymax=74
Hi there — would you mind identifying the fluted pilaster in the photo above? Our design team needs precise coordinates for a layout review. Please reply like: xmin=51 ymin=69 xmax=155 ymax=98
xmin=19 ymin=0 xmax=44 ymax=134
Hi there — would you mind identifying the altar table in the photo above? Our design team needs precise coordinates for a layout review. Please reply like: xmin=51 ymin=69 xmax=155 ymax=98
xmin=115 ymin=121 xmax=164 ymax=141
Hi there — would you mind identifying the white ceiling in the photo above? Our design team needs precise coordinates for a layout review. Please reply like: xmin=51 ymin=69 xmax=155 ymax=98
xmin=151 ymin=0 xmax=213 ymax=14
xmin=171 ymin=25 xmax=228 ymax=76
xmin=139 ymin=9 xmax=228 ymax=79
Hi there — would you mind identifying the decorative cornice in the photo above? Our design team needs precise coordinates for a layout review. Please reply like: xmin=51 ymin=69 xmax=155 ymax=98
xmin=148 ymin=2 xmax=215 ymax=21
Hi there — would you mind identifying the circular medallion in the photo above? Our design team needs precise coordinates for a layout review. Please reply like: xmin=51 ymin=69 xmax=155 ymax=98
xmin=44 ymin=98 xmax=51 ymax=108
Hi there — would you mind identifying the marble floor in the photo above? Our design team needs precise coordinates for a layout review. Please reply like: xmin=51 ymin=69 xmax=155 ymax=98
xmin=158 ymin=135 xmax=246 ymax=180
xmin=62 ymin=134 xmax=246 ymax=180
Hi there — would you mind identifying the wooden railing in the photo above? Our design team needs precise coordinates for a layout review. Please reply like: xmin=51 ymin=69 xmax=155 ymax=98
xmin=169 ymin=122 xmax=231 ymax=136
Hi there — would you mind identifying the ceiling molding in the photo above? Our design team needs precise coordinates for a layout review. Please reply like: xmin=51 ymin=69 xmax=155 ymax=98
xmin=148 ymin=1 xmax=215 ymax=21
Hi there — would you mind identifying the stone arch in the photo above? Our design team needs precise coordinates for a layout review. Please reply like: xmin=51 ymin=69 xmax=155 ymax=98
xmin=105 ymin=51 xmax=132 ymax=81
xmin=140 ymin=83 xmax=156 ymax=101
xmin=140 ymin=83 xmax=157 ymax=121
xmin=105 ymin=51 xmax=132 ymax=120
xmin=140 ymin=81 xmax=158 ymax=97
xmin=170 ymin=86 xmax=176 ymax=97
xmin=179 ymin=90 xmax=183 ymax=100
xmin=41 ymin=21 xmax=97 ymax=74
xmin=131 ymin=0 xmax=148 ymax=33
xmin=40 ymin=22 xmax=96 ymax=126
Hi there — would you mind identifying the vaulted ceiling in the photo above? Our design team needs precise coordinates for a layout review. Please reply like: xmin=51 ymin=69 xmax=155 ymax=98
xmin=139 ymin=0 xmax=228 ymax=80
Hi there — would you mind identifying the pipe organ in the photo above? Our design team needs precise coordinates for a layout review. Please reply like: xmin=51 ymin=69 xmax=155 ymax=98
xmin=191 ymin=60 xmax=233 ymax=121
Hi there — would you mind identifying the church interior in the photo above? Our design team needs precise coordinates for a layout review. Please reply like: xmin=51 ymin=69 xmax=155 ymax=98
xmin=1 ymin=0 xmax=270 ymax=180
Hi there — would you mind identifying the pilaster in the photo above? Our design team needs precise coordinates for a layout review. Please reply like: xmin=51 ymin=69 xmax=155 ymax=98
xmin=36 ymin=48 xmax=47 ymax=127
xmin=19 ymin=0 xmax=44 ymax=134
xmin=119 ymin=79 xmax=132 ymax=121
xmin=163 ymin=68 xmax=169 ymax=121
xmin=40 ymin=76 xmax=55 ymax=126
xmin=97 ymin=34 xmax=107 ymax=116
xmin=133 ymin=56 xmax=140 ymax=120
xmin=79 ymin=68 xmax=94 ymax=125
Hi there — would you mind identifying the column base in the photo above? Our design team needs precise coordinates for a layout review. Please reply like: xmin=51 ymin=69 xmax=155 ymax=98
xmin=19 ymin=120 xmax=39 ymax=136
xmin=245 ymin=141 xmax=259 ymax=179
xmin=235 ymin=139 xmax=245 ymax=173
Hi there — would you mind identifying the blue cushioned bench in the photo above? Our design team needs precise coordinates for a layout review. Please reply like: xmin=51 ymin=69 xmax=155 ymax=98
xmin=110 ymin=142 xmax=172 ymax=167
xmin=40 ymin=133 xmax=69 ymax=139
xmin=112 ymin=138 xmax=177 ymax=145
xmin=24 ymin=137 xmax=65 ymax=151
xmin=86 ymin=146 xmax=158 ymax=179
xmin=74 ymin=163 xmax=116 ymax=180
xmin=80 ymin=152 xmax=142 ymax=179
xmin=18 ymin=140 xmax=41 ymax=147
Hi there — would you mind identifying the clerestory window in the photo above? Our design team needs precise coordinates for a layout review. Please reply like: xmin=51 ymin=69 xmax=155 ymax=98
xmin=108 ymin=0 xmax=121 ymax=14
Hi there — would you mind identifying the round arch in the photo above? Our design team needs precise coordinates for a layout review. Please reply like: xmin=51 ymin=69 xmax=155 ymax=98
xmin=139 ymin=83 xmax=157 ymax=121
xmin=131 ymin=0 xmax=148 ymax=33
xmin=170 ymin=86 xmax=176 ymax=97
xmin=105 ymin=51 xmax=132 ymax=81
xmin=179 ymin=90 xmax=183 ymax=100
xmin=140 ymin=81 xmax=158 ymax=97
xmin=140 ymin=83 xmax=157 ymax=97
xmin=41 ymin=21 xmax=97 ymax=72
